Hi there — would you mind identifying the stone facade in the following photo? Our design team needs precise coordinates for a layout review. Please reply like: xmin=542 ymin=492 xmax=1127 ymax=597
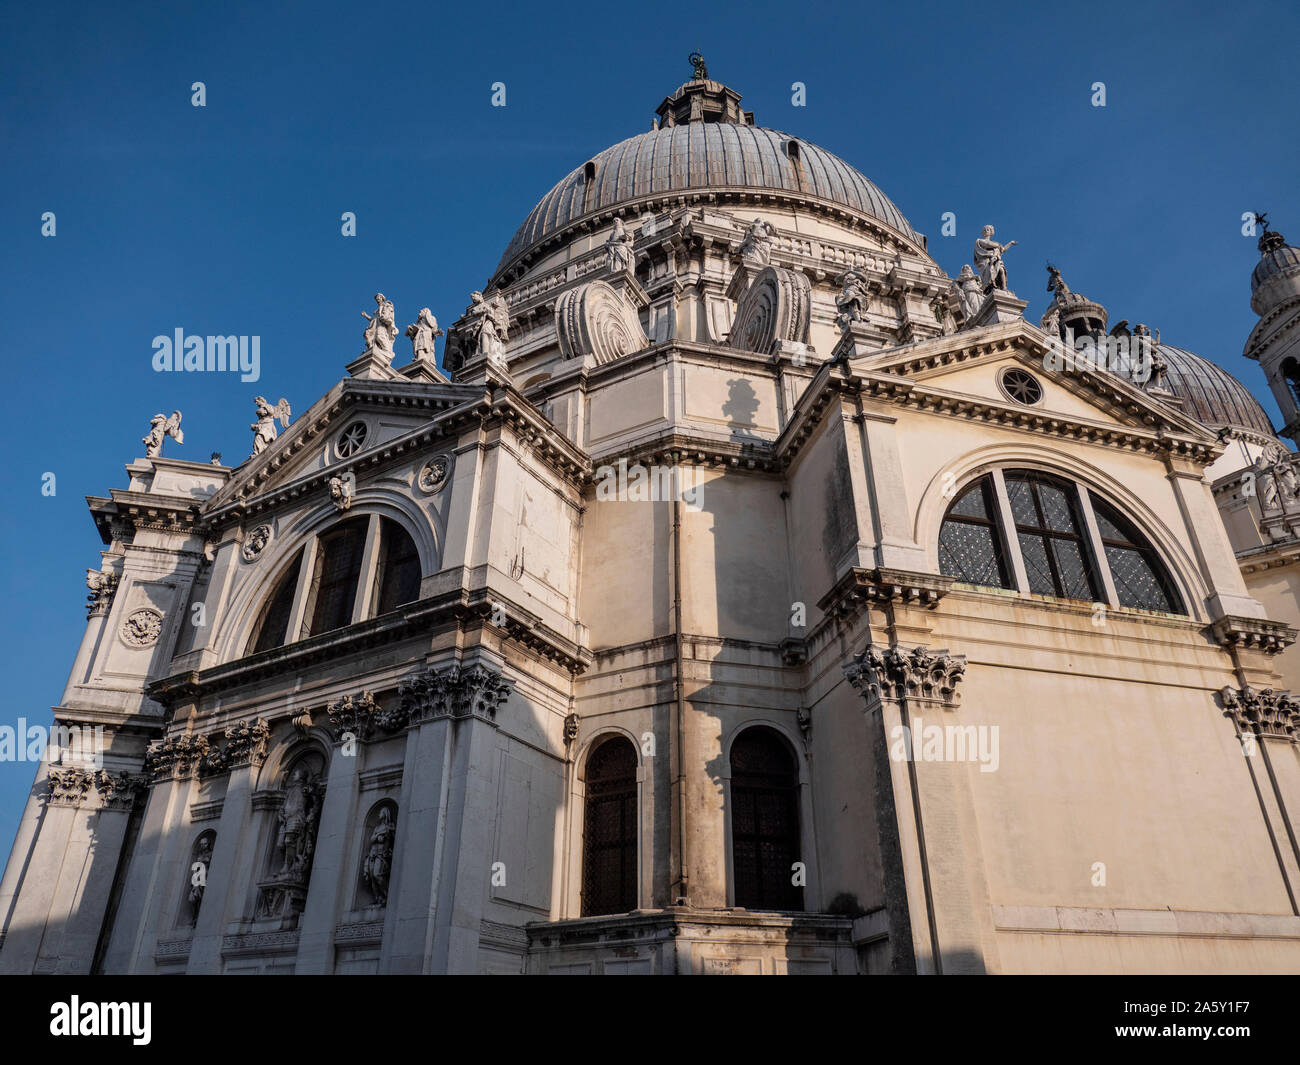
xmin=4 ymin=72 xmax=1300 ymax=975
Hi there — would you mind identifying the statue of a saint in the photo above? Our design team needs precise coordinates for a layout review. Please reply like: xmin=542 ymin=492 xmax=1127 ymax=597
xmin=738 ymin=218 xmax=774 ymax=264
xmin=188 ymin=836 xmax=212 ymax=925
xmin=404 ymin=308 xmax=444 ymax=364
xmin=469 ymin=291 xmax=510 ymax=365
xmin=143 ymin=411 xmax=183 ymax=458
xmin=606 ymin=217 xmax=635 ymax=274
xmin=362 ymin=807 xmax=396 ymax=906
xmin=1046 ymin=263 xmax=1071 ymax=301
xmin=973 ymin=225 xmax=1017 ymax=292
xmin=953 ymin=264 xmax=984 ymax=320
xmin=835 ymin=270 xmax=870 ymax=332
xmin=250 ymin=397 xmax=292 ymax=456
xmin=276 ymin=768 xmax=319 ymax=880
xmin=362 ymin=292 xmax=397 ymax=363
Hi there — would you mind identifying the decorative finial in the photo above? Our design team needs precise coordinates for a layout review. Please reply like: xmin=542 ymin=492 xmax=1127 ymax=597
xmin=689 ymin=51 xmax=708 ymax=81
xmin=1256 ymin=211 xmax=1271 ymax=233
xmin=1256 ymin=211 xmax=1288 ymax=255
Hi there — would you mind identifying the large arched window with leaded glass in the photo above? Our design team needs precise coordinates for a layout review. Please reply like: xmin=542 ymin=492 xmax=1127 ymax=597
xmin=1003 ymin=470 xmax=1102 ymax=602
xmin=730 ymin=727 xmax=803 ymax=912
xmin=581 ymin=736 xmax=638 ymax=917
xmin=938 ymin=476 xmax=1011 ymax=589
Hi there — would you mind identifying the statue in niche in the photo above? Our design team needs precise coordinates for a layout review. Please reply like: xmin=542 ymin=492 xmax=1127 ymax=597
xmin=404 ymin=308 xmax=444 ymax=364
xmin=143 ymin=411 xmax=183 ymax=458
xmin=605 ymin=217 xmax=635 ymax=274
xmin=973 ymin=225 xmax=1017 ymax=292
xmin=469 ymin=290 xmax=510 ymax=365
xmin=251 ymin=396 xmax=292 ymax=456
xmin=834 ymin=269 xmax=870 ymax=332
xmin=953 ymin=264 xmax=984 ymax=320
xmin=738 ymin=218 xmax=774 ymax=264
xmin=362 ymin=807 xmax=396 ymax=906
xmin=362 ymin=292 xmax=397 ymax=363
xmin=275 ymin=767 xmax=322 ymax=881
xmin=188 ymin=835 xmax=212 ymax=925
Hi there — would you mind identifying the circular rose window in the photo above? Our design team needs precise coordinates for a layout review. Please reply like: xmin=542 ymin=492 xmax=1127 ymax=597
xmin=999 ymin=367 xmax=1043 ymax=406
xmin=336 ymin=421 xmax=368 ymax=458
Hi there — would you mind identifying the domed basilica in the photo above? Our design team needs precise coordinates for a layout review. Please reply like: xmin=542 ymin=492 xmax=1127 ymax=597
xmin=4 ymin=64 xmax=1300 ymax=975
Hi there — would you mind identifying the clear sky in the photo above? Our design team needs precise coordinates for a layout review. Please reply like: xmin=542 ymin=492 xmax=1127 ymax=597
xmin=0 ymin=0 xmax=1296 ymax=855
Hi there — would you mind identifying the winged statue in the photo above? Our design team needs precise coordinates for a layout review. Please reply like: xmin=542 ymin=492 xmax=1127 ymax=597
xmin=143 ymin=411 xmax=183 ymax=458
xmin=251 ymin=396 xmax=292 ymax=456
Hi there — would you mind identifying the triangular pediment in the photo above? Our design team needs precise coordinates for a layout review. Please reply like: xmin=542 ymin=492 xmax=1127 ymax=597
xmin=849 ymin=319 xmax=1215 ymax=441
xmin=202 ymin=377 xmax=487 ymax=513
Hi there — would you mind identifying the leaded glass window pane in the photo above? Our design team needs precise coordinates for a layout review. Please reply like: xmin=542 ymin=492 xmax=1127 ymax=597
xmin=938 ymin=477 xmax=1010 ymax=589
xmin=1004 ymin=471 xmax=1101 ymax=602
xmin=1090 ymin=496 xmax=1184 ymax=614
xmin=1017 ymin=532 xmax=1057 ymax=597
xmin=582 ymin=738 xmax=638 ymax=917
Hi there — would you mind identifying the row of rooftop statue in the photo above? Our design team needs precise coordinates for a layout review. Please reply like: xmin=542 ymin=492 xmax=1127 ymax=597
xmin=138 ymin=213 xmax=1162 ymax=466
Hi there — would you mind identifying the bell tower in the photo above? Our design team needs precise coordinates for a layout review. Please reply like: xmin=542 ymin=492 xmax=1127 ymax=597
xmin=1244 ymin=215 xmax=1300 ymax=444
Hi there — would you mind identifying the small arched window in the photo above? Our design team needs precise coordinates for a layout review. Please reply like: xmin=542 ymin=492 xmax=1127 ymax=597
xmin=581 ymin=737 xmax=638 ymax=917
xmin=1283 ymin=358 xmax=1300 ymax=412
xmin=730 ymin=728 xmax=802 ymax=912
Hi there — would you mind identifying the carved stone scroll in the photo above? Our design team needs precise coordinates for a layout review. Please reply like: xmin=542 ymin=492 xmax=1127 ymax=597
xmin=727 ymin=265 xmax=811 ymax=355
xmin=556 ymin=279 xmax=648 ymax=364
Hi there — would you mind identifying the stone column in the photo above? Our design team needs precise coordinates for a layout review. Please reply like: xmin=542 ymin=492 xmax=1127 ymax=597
xmin=295 ymin=693 xmax=376 ymax=973
xmin=845 ymin=643 xmax=996 ymax=974
xmin=186 ymin=720 xmax=269 ymax=974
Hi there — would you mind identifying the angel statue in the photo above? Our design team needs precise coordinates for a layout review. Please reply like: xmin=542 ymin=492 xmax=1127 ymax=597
xmin=361 ymin=292 xmax=398 ymax=363
xmin=143 ymin=411 xmax=183 ymax=458
xmin=404 ymin=308 xmax=444 ymax=364
xmin=250 ymin=396 xmax=292 ymax=457
xmin=469 ymin=290 xmax=510 ymax=365
xmin=973 ymin=225 xmax=1017 ymax=293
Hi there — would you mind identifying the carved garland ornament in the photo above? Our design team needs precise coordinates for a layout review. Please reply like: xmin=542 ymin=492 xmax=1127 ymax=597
xmin=728 ymin=265 xmax=812 ymax=355
xmin=556 ymin=279 xmax=649 ymax=365
xmin=844 ymin=644 xmax=967 ymax=710
xmin=417 ymin=455 xmax=451 ymax=494
xmin=121 ymin=607 xmax=164 ymax=647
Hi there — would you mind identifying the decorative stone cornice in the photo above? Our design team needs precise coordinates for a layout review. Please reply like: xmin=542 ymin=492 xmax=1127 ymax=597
xmin=844 ymin=644 xmax=967 ymax=710
xmin=1207 ymin=616 xmax=1298 ymax=656
xmin=326 ymin=690 xmax=381 ymax=743
xmin=396 ymin=663 xmax=515 ymax=727
xmin=1219 ymin=685 xmax=1300 ymax=741
xmin=45 ymin=767 xmax=95 ymax=807
xmin=819 ymin=567 xmax=955 ymax=620
xmin=145 ymin=733 xmax=211 ymax=781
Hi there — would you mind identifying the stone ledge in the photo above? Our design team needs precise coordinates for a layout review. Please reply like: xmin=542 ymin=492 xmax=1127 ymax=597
xmin=992 ymin=905 xmax=1300 ymax=939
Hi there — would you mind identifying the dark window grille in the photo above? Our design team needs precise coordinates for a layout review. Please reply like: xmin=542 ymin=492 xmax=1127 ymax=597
xmin=248 ymin=550 xmax=302 ymax=654
xmin=372 ymin=519 xmax=421 ymax=615
xmin=730 ymin=728 xmax=802 ymax=911
xmin=938 ymin=476 xmax=1011 ymax=589
xmin=581 ymin=738 xmax=638 ymax=917
xmin=1091 ymin=498 xmax=1184 ymax=614
xmin=1004 ymin=471 xmax=1102 ymax=602
xmin=301 ymin=518 xmax=368 ymax=638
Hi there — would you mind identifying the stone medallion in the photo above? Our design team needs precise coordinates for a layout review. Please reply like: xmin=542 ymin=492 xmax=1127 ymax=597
xmin=241 ymin=524 xmax=273 ymax=562
xmin=121 ymin=608 xmax=163 ymax=648
xmin=417 ymin=455 xmax=451 ymax=494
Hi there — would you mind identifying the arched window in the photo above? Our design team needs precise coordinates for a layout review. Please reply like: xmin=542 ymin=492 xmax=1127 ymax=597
xmin=371 ymin=519 xmax=421 ymax=615
xmin=1003 ymin=470 xmax=1101 ymax=601
xmin=243 ymin=514 xmax=426 ymax=658
xmin=937 ymin=468 xmax=1187 ymax=616
xmin=730 ymin=728 xmax=802 ymax=911
xmin=248 ymin=549 xmax=302 ymax=654
xmin=938 ymin=477 xmax=1011 ymax=589
xmin=1090 ymin=497 xmax=1184 ymax=613
xmin=581 ymin=737 xmax=638 ymax=917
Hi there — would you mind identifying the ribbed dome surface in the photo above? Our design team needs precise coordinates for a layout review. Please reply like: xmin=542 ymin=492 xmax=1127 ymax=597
xmin=1159 ymin=344 xmax=1274 ymax=437
xmin=494 ymin=124 xmax=919 ymax=275
xmin=1252 ymin=243 xmax=1300 ymax=292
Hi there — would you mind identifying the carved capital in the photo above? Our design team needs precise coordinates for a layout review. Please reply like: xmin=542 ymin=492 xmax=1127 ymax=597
xmin=85 ymin=569 xmax=119 ymax=618
xmin=223 ymin=719 xmax=270 ymax=768
xmin=94 ymin=769 xmax=148 ymax=811
xmin=326 ymin=691 xmax=381 ymax=744
xmin=145 ymin=733 xmax=211 ymax=782
xmin=46 ymin=766 xmax=96 ymax=807
xmin=1219 ymin=685 xmax=1300 ymax=741
xmin=845 ymin=644 xmax=967 ymax=710
xmin=398 ymin=663 xmax=515 ymax=726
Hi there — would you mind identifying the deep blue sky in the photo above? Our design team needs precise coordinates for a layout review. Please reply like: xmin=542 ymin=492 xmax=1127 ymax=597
xmin=0 ymin=0 xmax=1296 ymax=854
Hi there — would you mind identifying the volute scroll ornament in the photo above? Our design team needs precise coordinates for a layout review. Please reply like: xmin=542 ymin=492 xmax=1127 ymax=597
xmin=556 ymin=279 xmax=649 ymax=364
xmin=728 ymin=265 xmax=812 ymax=355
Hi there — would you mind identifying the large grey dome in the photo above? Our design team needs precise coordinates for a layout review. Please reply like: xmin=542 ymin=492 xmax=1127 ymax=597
xmin=491 ymin=78 xmax=920 ymax=281
xmin=1158 ymin=344 xmax=1275 ymax=438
